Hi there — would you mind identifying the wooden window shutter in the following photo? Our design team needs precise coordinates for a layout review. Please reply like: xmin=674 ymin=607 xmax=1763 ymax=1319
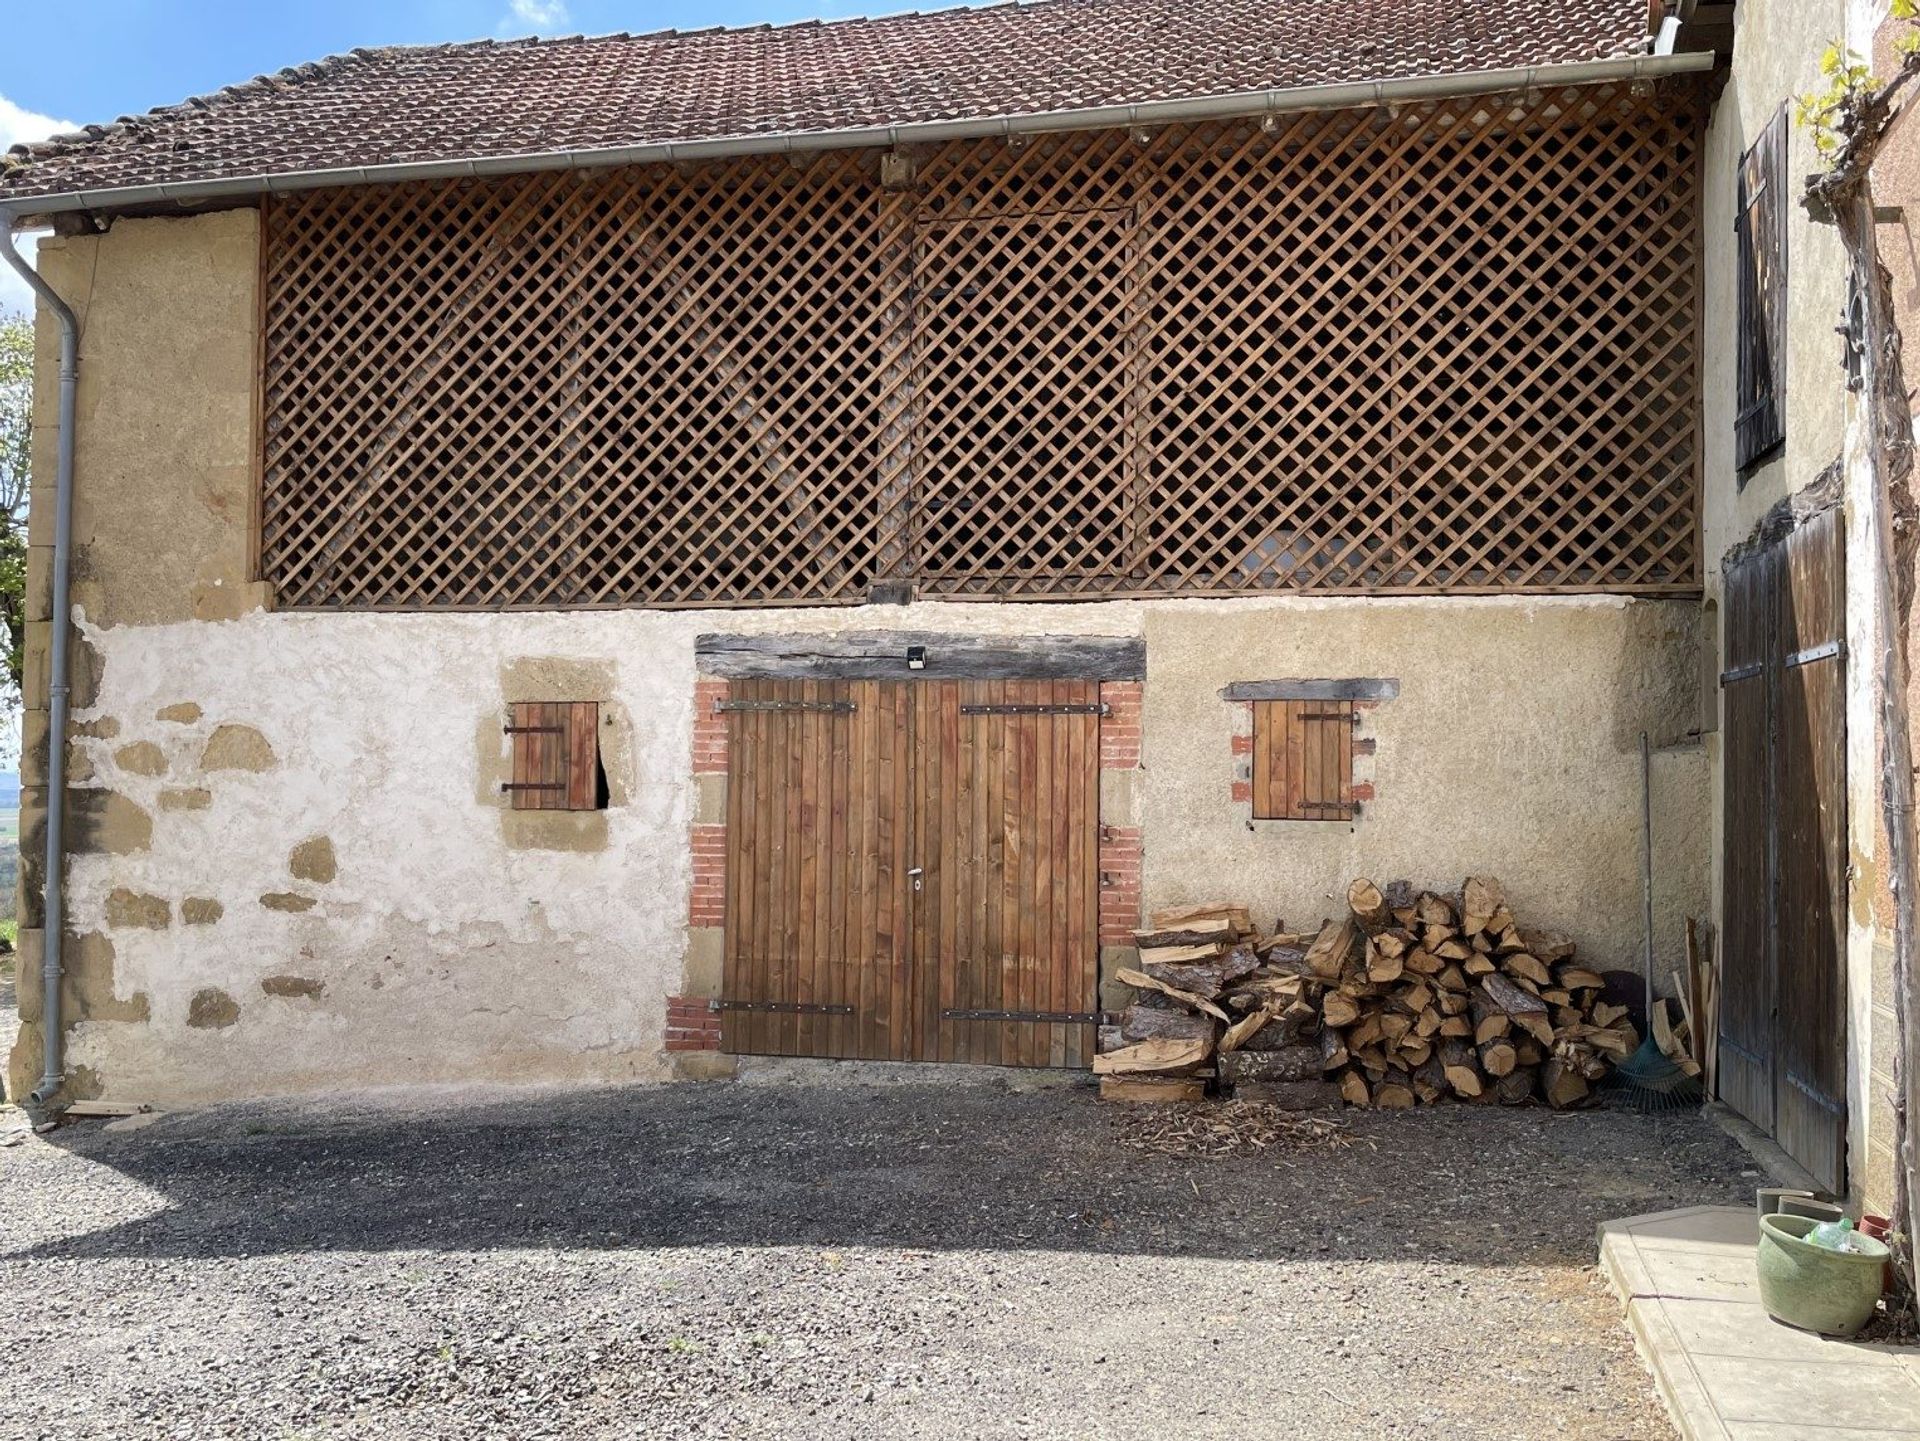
xmin=506 ymin=701 xmax=602 ymax=810
xmin=1252 ymin=700 xmax=1354 ymax=821
xmin=1735 ymin=109 xmax=1789 ymax=474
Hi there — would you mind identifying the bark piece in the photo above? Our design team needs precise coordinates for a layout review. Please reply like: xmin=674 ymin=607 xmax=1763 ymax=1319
xmin=1219 ymin=1045 xmax=1322 ymax=1084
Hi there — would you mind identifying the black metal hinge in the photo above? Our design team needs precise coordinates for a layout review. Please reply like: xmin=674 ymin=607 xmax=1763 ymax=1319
xmin=711 ymin=1000 xmax=855 ymax=1015
xmin=715 ymin=700 xmax=857 ymax=714
xmin=941 ymin=1008 xmax=1099 ymax=1024
xmin=958 ymin=703 xmax=1109 ymax=716
xmin=1718 ymin=661 xmax=1764 ymax=686
xmin=503 ymin=723 xmax=567 ymax=735
xmin=500 ymin=782 xmax=565 ymax=792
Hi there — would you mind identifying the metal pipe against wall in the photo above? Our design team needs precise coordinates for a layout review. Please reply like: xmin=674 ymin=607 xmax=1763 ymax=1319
xmin=0 ymin=216 xmax=78 ymax=1109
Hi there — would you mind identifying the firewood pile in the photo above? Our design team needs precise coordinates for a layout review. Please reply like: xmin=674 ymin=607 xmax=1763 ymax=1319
xmin=1094 ymin=877 xmax=1639 ymax=1110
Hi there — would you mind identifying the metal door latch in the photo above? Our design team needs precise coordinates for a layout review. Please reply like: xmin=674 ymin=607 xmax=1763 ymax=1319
xmin=908 ymin=866 xmax=924 ymax=892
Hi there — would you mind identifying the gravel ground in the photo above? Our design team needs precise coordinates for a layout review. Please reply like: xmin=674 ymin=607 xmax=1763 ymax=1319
xmin=0 ymin=1076 xmax=1760 ymax=1440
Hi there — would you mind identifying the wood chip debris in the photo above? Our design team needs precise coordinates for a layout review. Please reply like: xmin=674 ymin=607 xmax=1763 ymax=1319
xmin=1115 ymin=1100 xmax=1362 ymax=1158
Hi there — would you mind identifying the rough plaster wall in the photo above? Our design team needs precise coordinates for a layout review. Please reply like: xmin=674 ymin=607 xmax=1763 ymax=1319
xmin=29 ymin=593 xmax=1704 ymax=1105
xmin=1141 ymin=598 xmax=1710 ymax=979
xmin=39 ymin=602 xmax=1147 ymax=1104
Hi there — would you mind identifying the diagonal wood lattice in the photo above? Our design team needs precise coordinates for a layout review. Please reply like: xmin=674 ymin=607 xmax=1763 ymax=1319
xmin=260 ymin=81 xmax=1703 ymax=609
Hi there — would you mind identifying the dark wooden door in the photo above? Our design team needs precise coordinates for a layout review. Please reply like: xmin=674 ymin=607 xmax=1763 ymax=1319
xmin=1718 ymin=506 xmax=1847 ymax=1192
xmin=721 ymin=678 xmax=1101 ymax=1065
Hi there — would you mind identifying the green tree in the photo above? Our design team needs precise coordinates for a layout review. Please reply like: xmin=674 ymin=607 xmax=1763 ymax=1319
xmin=0 ymin=310 xmax=28 ymax=707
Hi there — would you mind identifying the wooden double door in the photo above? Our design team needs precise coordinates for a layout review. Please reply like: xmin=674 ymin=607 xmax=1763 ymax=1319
xmin=720 ymin=677 xmax=1102 ymax=1066
xmin=1719 ymin=506 xmax=1848 ymax=1193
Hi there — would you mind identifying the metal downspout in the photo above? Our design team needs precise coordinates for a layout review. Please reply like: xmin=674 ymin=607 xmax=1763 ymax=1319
xmin=0 ymin=214 xmax=78 ymax=1109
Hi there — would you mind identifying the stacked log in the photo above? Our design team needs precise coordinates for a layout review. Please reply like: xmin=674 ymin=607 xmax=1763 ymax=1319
xmin=1097 ymin=879 xmax=1634 ymax=1110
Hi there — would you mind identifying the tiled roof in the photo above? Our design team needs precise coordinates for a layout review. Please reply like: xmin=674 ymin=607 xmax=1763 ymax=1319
xmin=1 ymin=0 xmax=1654 ymax=207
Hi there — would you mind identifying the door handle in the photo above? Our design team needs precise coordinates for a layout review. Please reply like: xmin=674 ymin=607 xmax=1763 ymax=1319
xmin=908 ymin=866 xmax=924 ymax=893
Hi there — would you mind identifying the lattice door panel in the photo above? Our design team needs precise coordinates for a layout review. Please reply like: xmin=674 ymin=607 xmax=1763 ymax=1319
xmin=909 ymin=209 xmax=1138 ymax=590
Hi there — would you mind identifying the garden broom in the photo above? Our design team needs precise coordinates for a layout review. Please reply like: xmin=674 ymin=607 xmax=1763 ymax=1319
xmin=1605 ymin=732 xmax=1705 ymax=1113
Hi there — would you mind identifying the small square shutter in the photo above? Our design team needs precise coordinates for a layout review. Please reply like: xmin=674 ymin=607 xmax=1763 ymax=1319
xmin=1252 ymin=700 xmax=1354 ymax=821
xmin=1735 ymin=109 xmax=1789 ymax=474
xmin=507 ymin=701 xmax=600 ymax=811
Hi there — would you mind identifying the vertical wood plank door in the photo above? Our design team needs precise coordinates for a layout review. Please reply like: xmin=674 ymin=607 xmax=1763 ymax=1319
xmin=721 ymin=678 xmax=912 ymax=1060
xmin=720 ymin=677 xmax=1102 ymax=1066
xmin=1716 ymin=506 xmax=1847 ymax=1194
xmin=1718 ymin=546 xmax=1776 ymax=1136
xmin=1773 ymin=507 xmax=1847 ymax=1195
xmin=913 ymin=679 xmax=1102 ymax=1068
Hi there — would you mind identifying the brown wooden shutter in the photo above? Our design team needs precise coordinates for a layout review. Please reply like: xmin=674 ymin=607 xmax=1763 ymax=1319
xmin=1252 ymin=700 xmax=1354 ymax=821
xmin=1735 ymin=109 xmax=1788 ymax=473
xmin=506 ymin=701 xmax=601 ymax=810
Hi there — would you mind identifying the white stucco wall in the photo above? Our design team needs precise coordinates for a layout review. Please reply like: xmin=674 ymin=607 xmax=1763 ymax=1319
xmin=41 ymin=591 xmax=1705 ymax=1105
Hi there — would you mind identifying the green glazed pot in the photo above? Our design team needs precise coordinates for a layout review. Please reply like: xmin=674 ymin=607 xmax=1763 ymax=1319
xmin=1756 ymin=1213 xmax=1891 ymax=1338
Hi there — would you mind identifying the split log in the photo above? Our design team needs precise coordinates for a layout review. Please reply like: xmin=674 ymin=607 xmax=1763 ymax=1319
xmin=1141 ymin=945 xmax=1260 ymax=1000
xmin=1133 ymin=922 xmax=1236 ymax=949
xmin=1339 ymin=1070 xmax=1371 ymax=1106
xmin=1520 ymin=928 xmax=1576 ymax=963
xmin=1303 ymin=917 xmax=1362 ymax=979
xmin=1319 ymin=1026 xmax=1350 ymax=1070
xmin=1219 ymin=1009 xmax=1270 ymax=1053
xmin=1322 ymin=992 xmax=1362 ymax=1028
xmin=1149 ymin=903 xmax=1252 ymax=934
xmin=1366 ymin=943 xmax=1405 ymax=984
xmin=1093 ymin=1037 xmax=1210 ymax=1076
xmin=1491 ymin=1067 xmax=1536 ymax=1105
xmin=1416 ymin=892 xmax=1456 ymax=928
xmin=1478 ymin=1037 xmax=1518 ymax=1078
xmin=1440 ymin=1038 xmax=1484 ymax=1098
xmin=1098 ymin=1024 xmax=1126 ymax=1053
xmin=1461 ymin=875 xmax=1503 ymax=936
xmin=1374 ymin=1073 xmax=1416 ymax=1109
xmin=1138 ymin=942 xmax=1228 ymax=966
xmin=1502 ymin=952 xmax=1552 ymax=987
xmin=1116 ymin=968 xmax=1230 ymax=1022
xmin=1101 ymin=1075 xmax=1206 ymax=1103
xmin=1240 ymin=1009 xmax=1315 ymax=1051
xmin=1347 ymin=878 xmax=1394 ymax=934
xmin=1479 ymin=972 xmax=1548 ymax=1018
xmin=1541 ymin=1056 xmax=1591 ymax=1109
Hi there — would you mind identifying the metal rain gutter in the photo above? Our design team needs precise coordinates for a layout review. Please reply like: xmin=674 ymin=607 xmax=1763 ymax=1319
xmin=2 ymin=51 xmax=1714 ymax=223
xmin=0 ymin=227 xmax=77 ymax=1110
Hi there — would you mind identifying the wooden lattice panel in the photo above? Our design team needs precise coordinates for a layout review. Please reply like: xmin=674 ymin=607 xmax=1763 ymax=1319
xmin=261 ymin=82 xmax=1702 ymax=608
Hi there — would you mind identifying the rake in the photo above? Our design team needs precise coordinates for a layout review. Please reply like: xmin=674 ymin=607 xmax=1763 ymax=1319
xmin=1605 ymin=732 xmax=1705 ymax=1114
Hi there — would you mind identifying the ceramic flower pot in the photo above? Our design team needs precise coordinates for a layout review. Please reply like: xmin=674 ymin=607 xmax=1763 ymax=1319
xmin=1756 ymin=1213 xmax=1891 ymax=1338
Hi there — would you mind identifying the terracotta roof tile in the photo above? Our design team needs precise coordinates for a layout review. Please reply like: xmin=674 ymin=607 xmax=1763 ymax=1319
xmin=1 ymin=0 xmax=1654 ymax=206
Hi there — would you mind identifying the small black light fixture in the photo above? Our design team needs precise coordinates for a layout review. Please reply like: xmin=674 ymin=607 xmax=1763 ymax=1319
xmin=906 ymin=645 xmax=928 ymax=671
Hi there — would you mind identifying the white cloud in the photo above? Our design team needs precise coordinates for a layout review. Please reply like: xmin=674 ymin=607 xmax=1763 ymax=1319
xmin=502 ymin=0 xmax=571 ymax=33
xmin=0 ymin=95 xmax=76 ymax=320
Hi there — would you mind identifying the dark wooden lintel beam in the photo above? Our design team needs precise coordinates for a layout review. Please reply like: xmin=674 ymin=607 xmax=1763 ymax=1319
xmin=695 ymin=631 xmax=1145 ymax=681
xmin=1220 ymin=678 xmax=1400 ymax=702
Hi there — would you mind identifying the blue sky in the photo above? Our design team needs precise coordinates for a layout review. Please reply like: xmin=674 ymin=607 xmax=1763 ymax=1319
xmin=0 ymin=0 xmax=977 ymax=310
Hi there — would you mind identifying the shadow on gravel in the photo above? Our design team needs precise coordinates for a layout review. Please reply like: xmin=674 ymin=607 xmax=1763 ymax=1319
xmin=10 ymin=1079 xmax=1754 ymax=1267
